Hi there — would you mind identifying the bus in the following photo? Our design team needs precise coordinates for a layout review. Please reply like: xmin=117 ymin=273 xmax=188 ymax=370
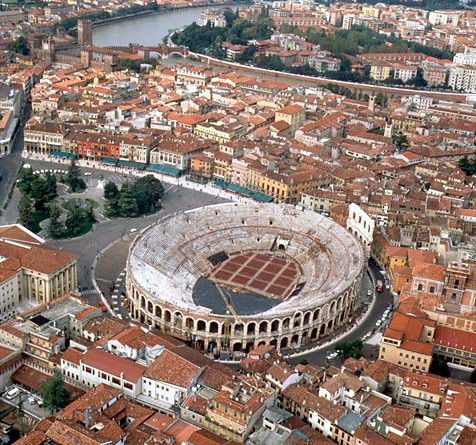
xmin=376 ymin=280 xmax=384 ymax=293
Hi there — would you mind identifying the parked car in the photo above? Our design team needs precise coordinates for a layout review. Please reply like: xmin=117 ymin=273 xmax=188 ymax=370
xmin=5 ymin=388 xmax=19 ymax=400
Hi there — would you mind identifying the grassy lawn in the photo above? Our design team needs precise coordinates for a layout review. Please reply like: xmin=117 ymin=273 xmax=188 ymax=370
xmin=58 ymin=198 xmax=98 ymax=239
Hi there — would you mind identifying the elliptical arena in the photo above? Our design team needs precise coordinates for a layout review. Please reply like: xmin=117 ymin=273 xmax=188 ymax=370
xmin=126 ymin=203 xmax=365 ymax=356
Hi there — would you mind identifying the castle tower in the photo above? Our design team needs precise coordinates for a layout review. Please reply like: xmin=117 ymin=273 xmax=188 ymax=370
xmin=40 ymin=37 xmax=55 ymax=63
xmin=384 ymin=120 xmax=393 ymax=138
xmin=78 ymin=19 xmax=93 ymax=46
xmin=368 ymin=95 xmax=376 ymax=112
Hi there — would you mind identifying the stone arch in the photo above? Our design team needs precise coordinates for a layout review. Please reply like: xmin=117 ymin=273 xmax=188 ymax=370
xmin=258 ymin=341 xmax=266 ymax=346
xmin=247 ymin=322 xmax=256 ymax=335
xmin=330 ymin=300 xmax=337 ymax=315
xmin=291 ymin=334 xmax=299 ymax=347
xmin=232 ymin=342 xmax=242 ymax=352
xmin=303 ymin=312 xmax=311 ymax=326
xmin=282 ymin=318 xmax=290 ymax=330
xmin=259 ymin=321 xmax=268 ymax=334
xmin=280 ymin=337 xmax=288 ymax=349
xmin=173 ymin=312 xmax=183 ymax=328
xmin=209 ymin=321 xmax=219 ymax=334
xmin=293 ymin=312 xmax=302 ymax=328
xmin=271 ymin=320 xmax=280 ymax=332
xmin=196 ymin=339 xmax=204 ymax=351
xmin=337 ymin=296 xmax=343 ymax=310
xmin=320 ymin=324 xmax=326 ymax=336
xmin=164 ymin=310 xmax=171 ymax=323
xmin=147 ymin=301 xmax=153 ymax=313
xmin=245 ymin=341 xmax=255 ymax=353
xmin=270 ymin=339 xmax=277 ymax=348
xmin=197 ymin=319 xmax=206 ymax=332
xmin=234 ymin=323 xmax=244 ymax=336
xmin=327 ymin=319 xmax=334 ymax=332
xmin=313 ymin=308 xmax=321 ymax=321
xmin=140 ymin=296 xmax=145 ymax=309
xmin=155 ymin=305 xmax=162 ymax=318
xmin=208 ymin=341 xmax=217 ymax=354
xmin=311 ymin=327 xmax=318 ymax=340
xmin=185 ymin=317 xmax=194 ymax=329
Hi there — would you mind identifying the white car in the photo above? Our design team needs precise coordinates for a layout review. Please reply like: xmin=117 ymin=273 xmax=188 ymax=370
xmin=84 ymin=172 xmax=92 ymax=176
xmin=375 ymin=320 xmax=382 ymax=327
xmin=28 ymin=396 xmax=36 ymax=405
xmin=5 ymin=388 xmax=19 ymax=400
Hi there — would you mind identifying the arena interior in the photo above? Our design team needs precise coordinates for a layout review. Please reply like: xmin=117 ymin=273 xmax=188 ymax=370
xmin=126 ymin=202 xmax=365 ymax=356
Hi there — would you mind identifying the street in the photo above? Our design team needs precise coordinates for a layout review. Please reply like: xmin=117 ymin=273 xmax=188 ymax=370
xmin=0 ymin=124 xmax=394 ymax=365
xmin=295 ymin=258 xmax=394 ymax=364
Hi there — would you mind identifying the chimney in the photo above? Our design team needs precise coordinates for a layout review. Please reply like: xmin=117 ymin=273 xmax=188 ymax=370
xmin=84 ymin=408 xmax=90 ymax=430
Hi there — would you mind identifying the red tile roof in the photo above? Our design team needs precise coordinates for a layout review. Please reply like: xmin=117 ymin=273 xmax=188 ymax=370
xmin=81 ymin=349 xmax=145 ymax=383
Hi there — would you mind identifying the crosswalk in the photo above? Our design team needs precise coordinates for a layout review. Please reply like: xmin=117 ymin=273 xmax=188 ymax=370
xmin=109 ymin=268 xmax=130 ymax=320
xmin=80 ymin=289 xmax=99 ymax=296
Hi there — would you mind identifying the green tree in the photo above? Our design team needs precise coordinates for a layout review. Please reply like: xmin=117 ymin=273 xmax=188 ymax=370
xmin=66 ymin=159 xmax=86 ymax=193
xmin=7 ymin=36 xmax=30 ymax=55
xmin=18 ymin=167 xmax=34 ymax=195
xmin=118 ymin=183 xmax=138 ymax=217
xmin=48 ymin=204 xmax=64 ymax=239
xmin=393 ymin=133 xmax=409 ymax=150
xmin=65 ymin=207 xmax=83 ymax=236
xmin=45 ymin=173 xmax=58 ymax=201
xmin=429 ymin=356 xmax=450 ymax=377
xmin=237 ymin=45 xmax=256 ymax=63
xmin=104 ymin=181 xmax=119 ymax=201
xmin=130 ymin=175 xmax=164 ymax=214
xmin=458 ymin=156 xmax=476 ymax=176
xmin=41 ymin=373 xmax=70 ymax=413
xmin=18 ymin=195 xmax=34 ymax=230
xmin=335 ymin=340 xmax=363 ymax=359
xmin=30 ymin=176 xmax=50 ymax=211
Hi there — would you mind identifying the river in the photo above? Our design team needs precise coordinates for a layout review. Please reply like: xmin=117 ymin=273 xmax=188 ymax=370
xmin=93 ymin=4 xmax=240 ymax=47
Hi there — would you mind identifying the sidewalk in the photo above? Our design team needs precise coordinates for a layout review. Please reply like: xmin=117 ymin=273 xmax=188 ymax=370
xmin=23 ymin=152 xmax=254 ymax=204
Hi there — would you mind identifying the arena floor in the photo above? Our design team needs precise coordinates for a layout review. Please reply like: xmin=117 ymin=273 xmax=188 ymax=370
xmin=209 ymin=252 xmax=300 ymax=300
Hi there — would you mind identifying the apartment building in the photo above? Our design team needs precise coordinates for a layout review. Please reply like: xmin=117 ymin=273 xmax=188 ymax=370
xmin=0 ymin=224 xmax=77 ymax=316
xmin=202 ymin=382 xmax=275 ymax=443
xmin=447 ymin=65 xmax=476 ymax=92
xmin=379 ymin=300 xmax=435 ymax=372
xmin=0 ymin=295 xmax=100 ymax=366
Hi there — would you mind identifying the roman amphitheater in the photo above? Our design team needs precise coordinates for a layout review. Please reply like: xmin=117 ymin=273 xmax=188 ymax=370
xmin=126 ymin=202 xmax=365 ymax=356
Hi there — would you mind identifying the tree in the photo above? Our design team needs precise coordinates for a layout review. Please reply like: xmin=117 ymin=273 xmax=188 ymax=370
xmin=45 ymin=173 xmax=58 ymax=201
xmin=48 ymin=204 xmax=64 ymax=239
xmin=18 ymin=195 xmax=34 ymax=230
xmin=7 ymin=37 xmax=30 ymax=55
xmin=393 ymin=133 xmax=409 ymax=151
xmin=130 ymin=175 xmax=163 ymax=214
xmin=66 ymin=159 xmax=86 ymax=193
xmin=236 ymin=45 xmax=256 ymax=63
xmin=65 ymin=207 xmax=84 ymax=236
xmin=458 ymin=156 xmax=476 ymax=176
xmin=335 ymin=340 xmax=363 ymax=359
xmin=429 ymin=356 xmax=450 ymax=377
xmin=104 ymin=181 xmax=119 ymax=201
xmin=41 ymin=373 xmax=70 ymax=413
xmin=18 ymin=167 xmax=34 ymax=195
xmin=30 ymin=176 xmax=50 ymax=211
xmin=118 ymin=183 xmax=138 ymax=217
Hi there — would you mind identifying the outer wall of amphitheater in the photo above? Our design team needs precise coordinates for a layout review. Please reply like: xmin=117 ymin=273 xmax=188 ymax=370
xmin=127 ymin=272 xmax=363 ymax=355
